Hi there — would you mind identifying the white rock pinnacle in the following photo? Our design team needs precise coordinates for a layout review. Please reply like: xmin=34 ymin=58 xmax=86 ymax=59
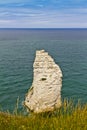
xmin=24 ymin=50 xmax=63 ymax=113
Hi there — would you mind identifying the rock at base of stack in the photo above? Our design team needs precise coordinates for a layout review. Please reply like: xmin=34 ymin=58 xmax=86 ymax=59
xmin=24 ymin=50 xmax=63 ymax=113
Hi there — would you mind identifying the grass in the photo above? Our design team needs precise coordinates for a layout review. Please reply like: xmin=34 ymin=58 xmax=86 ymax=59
xmin=0 ymin=99 xmax=87 ymax=130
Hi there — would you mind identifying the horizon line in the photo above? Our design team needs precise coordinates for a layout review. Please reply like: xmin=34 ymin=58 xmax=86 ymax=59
xmin=0 ymin=28 xmax=87 ymax=29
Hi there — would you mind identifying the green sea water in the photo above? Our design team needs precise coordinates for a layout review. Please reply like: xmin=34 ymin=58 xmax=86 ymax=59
xmin=0 ymin=29 xmax=87 ymax=112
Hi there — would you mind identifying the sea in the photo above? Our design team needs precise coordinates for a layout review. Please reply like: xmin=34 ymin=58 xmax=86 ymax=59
xmin=0 ymin=28 xmax=87 ymax=112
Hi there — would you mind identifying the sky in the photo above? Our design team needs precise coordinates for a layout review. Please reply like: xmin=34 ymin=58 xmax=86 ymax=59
xmin=0 ymin=0 xmax=87 ymax=28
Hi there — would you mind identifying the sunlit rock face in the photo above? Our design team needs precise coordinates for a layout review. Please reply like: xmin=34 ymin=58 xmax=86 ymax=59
xmin=24 ymin=50 xmax=63 ymax=113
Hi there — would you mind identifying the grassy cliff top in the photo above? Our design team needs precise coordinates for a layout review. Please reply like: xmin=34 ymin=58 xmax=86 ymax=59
xmin=0 ymin=100 xmax=87 ymax=130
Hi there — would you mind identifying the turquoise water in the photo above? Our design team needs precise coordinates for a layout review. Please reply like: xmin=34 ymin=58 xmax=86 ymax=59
xmin=0 ymin=29 xmax=87 ymax=112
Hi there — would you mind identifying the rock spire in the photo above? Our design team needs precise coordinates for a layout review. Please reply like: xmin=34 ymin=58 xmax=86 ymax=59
xmin=24 ymin=50 xmax=63 ymax=113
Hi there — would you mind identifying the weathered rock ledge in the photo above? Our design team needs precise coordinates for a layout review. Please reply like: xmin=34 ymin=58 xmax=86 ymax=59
xmin=24 ymin=50 xmax=63 ymax=113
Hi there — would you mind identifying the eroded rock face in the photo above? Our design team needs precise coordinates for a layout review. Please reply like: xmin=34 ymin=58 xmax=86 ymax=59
xmin=24 ymin=50 xmax=63 ymax=113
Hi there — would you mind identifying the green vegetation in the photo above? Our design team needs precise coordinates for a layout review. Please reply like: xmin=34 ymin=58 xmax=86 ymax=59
xmin=0 ymin=100 xmax=87 ymax=130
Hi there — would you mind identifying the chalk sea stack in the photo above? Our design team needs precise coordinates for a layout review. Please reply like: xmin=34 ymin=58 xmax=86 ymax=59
xmin=24 ymin=50 xmax=63 ymax=113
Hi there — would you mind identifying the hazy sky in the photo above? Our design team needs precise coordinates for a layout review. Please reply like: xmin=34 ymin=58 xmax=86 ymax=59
xmin=0 ymin=0 xmax=87 ymax=28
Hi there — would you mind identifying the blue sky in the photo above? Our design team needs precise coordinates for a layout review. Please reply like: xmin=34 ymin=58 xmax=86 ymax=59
xmin=0 ymin=0 xmax=87 ymax=28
